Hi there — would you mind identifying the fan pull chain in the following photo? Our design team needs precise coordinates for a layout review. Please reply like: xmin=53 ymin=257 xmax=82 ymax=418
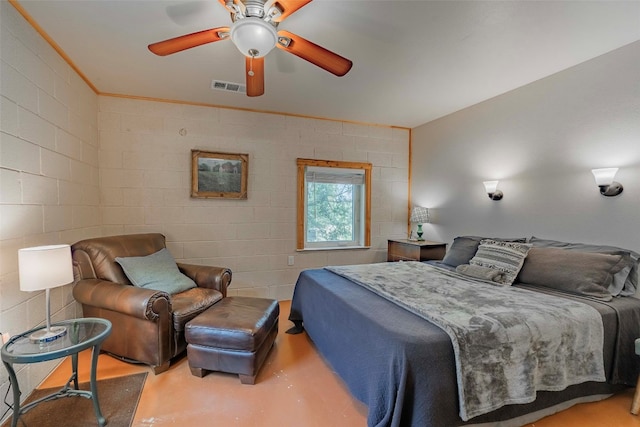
xmin=247 ymin=49 xmax=259 ymax=77
xmin=248 ymin=56 xmax=255 ymax=77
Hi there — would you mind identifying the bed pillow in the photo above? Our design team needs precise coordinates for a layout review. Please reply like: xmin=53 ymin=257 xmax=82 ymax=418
xmin=517 ymin=247 xmax=631 ymax=301
xmin=529 ymin=236 xmax=639 ymax=297
xmin=441 ymin=236 xmax=527 ymax=267
xmin=468 ymin=239 xmax=531 ymax=285
xmin=441 ymin=237 xmax=481 ymax=267
xmin=115 ymin=248 xmax=197 ymax=295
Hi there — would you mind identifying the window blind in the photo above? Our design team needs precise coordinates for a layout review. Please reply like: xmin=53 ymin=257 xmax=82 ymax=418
xmin=305 ymin=166 xmax=365 ymax=185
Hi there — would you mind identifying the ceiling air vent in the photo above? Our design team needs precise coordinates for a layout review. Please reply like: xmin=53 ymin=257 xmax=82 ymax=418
xmin=211 ymin=80 xmax=246 ymax=94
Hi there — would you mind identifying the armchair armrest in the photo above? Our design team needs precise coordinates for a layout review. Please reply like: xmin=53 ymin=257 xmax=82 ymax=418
xmin=73 ymin=279 xmax=171 ymax=321
xmin=178 ymin=263 xmax=232 ymax=297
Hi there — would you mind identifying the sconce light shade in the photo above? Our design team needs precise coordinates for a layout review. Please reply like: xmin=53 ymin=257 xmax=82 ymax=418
xmin=483 ymin=180 xmax=503 ymax=201
xmin=591 ymin=168 xmax=623 ymax=197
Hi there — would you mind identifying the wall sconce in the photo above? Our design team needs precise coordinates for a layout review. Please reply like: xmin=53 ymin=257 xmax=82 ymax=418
xmin=591 ymin=168 xmax=623 ymax=197
xmin=483 ymin=181 xmax=503 ymax=201
xmin=410 ymin=206 xmax=430 ymax=241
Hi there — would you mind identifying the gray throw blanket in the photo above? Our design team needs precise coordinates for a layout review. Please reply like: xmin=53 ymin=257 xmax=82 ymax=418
xmin=456 ymin=263 xmax=505 ymax=282
xmin=325 ymin=262 xmax=605 ymax=421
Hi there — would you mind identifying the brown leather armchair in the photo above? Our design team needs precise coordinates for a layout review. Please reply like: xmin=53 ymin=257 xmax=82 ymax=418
xmin=71 ymin=233 xmax=232 ymax=374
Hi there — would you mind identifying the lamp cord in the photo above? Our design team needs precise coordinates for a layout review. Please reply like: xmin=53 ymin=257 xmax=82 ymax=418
xmin=1 ymin=382 xmax=13 ymax=423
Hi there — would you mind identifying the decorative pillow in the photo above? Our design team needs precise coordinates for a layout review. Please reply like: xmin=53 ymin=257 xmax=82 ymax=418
xmin=442 ymin=236 xmax=527 ymax=267
xmin=517 ymin=247 xmax=630 ymax=301
xmin=529 ymin=236 xmax=639 ymax=297
xmin=468 ymin=239 xmax=532 ymax=285
xmin=115 ymin=248 xmax=197 ymax=295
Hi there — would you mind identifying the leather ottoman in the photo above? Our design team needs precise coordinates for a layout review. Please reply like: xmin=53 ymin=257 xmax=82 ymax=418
xmin=185 ymin=296 xmax=279 ymax=384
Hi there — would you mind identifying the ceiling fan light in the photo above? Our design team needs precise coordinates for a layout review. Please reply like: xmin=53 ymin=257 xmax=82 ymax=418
xmin=230 ymin=17 xmax=277 ymax=58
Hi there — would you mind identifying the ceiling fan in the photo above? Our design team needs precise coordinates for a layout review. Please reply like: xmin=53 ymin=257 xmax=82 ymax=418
xmin=148 ymin=0 xmax=353 ymax=97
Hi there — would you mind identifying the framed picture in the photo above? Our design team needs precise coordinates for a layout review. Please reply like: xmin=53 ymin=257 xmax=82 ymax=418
xmin=191 ymin=150 xmax=248 ymax=199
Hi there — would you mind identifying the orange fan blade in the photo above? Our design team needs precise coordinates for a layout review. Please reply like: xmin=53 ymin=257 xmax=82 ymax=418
xmin=276 ymin=30 xmax=352 ymax=76
xmin=148 ymin=27 xmax=230 ymax=56
xmin=245 ymin=56 xmax=265 ymax=97
xmin=272 ymin=0 xmax=312 ymax=22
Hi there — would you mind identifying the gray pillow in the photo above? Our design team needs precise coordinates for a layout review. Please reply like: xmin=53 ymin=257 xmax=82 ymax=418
xmin=468 ymin=239 xmax=532 ymax=285
xmin=115 ymin=248 xmax=197 ymax=295
xmin=442 ymin=236 xmax=527 ymax=267
xmin=529 ymin=236 xmax=639 ymax=297
xmin=517 ymin=247 xmax=630 ymax=301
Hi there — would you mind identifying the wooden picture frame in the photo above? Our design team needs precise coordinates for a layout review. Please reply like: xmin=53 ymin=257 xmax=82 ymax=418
xmin=191 ymin=150 xmax=248 ymax=199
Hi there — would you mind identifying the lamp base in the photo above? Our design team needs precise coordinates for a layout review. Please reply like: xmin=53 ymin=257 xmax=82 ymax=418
xmin=29 ymin=325 xmax=67 ymax=343
xmin=417 ymin=224 xmax=425 ymax=241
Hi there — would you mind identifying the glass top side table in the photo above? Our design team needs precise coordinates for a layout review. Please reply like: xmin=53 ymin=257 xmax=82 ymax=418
xmin=1 ymin=317 xmax=112 ymax=427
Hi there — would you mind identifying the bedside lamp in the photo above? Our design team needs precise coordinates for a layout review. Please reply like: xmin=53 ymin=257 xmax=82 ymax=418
xmin=18 ymin=244 xmax=74 ymax=343
xmin=410 ymin=207 xmax=430 ymax=241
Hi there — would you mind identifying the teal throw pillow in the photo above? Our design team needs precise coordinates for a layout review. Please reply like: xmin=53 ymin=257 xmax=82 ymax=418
xmin=115 ymin=248 xmax=197 ymax=295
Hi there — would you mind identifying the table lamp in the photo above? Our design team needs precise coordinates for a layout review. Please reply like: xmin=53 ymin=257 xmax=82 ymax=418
xmin=18 ymin=244 xmax=74 ymax=343
xmin=410 ymin=207 xmax=430 ymax=241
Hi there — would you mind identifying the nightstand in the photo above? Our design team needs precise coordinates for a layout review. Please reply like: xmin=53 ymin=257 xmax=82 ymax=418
xmin=631 ymin=338 xmax=640 ymax=414
xmin=387 ymin=239 xmax=447 ymax=262
xmin=2 ymin=318 xmax=112 ymax=427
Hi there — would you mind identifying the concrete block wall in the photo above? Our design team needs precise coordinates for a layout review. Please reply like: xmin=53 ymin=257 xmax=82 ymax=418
xmin=0 ymin=2 xmax=409 ymax=416
xmin=0 ymin=1 xmax=100 ymax=415
xmin=98 ymin=97 xmax=410 ymax=300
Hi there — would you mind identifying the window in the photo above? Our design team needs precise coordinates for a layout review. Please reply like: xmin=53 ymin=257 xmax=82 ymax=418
xmin=297 ymin=158 xmax=372 ymax=250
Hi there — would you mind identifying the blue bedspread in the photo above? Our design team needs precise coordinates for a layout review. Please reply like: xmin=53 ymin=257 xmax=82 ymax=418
xmin=289 ymin=267 xmax=640 ymax=427
xmin=326 ymin=262 xmax=605 ymax=421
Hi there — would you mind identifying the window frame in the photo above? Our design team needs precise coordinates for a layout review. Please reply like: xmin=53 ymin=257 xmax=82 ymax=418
xmin=296 ymin=158 xmax=372 ymax=250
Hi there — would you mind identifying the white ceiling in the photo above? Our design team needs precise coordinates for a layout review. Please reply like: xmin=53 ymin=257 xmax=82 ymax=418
xmin=14 ymin=0 xmax=640 ymax=128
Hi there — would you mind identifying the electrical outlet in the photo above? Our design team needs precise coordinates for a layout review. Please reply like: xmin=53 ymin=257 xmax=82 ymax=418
xmin=287 ymin=256 xmax=295 ymax=266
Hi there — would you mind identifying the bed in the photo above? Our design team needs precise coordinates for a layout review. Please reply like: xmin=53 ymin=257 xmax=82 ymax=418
xmin=288 ymin=236 xmax=640 ymax=427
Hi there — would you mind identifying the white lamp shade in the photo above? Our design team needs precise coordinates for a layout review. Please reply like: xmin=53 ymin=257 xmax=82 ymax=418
xmin=18 ymin=244 xmax=73 ymax=292
xmin=483 ymin=180 xmax=499 ymax=193
xmin=591 ymin=168 xmax=618 ymax=186
xmin=410 ymin=207 xmax=430 ymax=224
xmin=230 ymin=17 xmax=277 ymax=58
